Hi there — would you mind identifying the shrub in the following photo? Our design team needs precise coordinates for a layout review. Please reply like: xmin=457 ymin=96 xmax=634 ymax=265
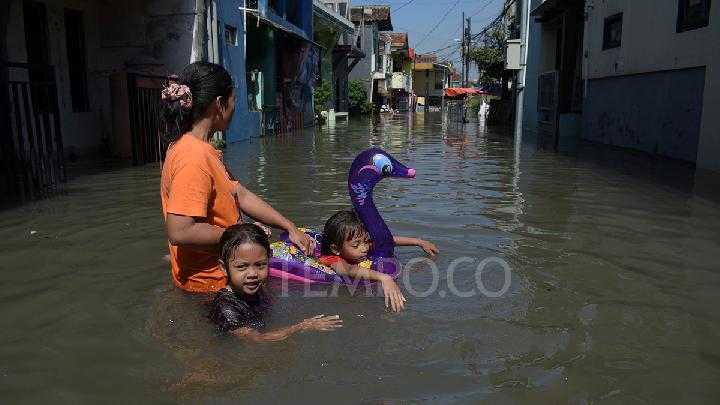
xmin=313 ymin=81 xmax=331 ymax=114
xmin=348 ymin=80 xmax=367 ymax=112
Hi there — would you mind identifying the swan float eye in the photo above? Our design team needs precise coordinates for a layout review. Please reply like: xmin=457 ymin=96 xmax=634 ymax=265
xmin=373 ymin=154 xmax=393 ymax=175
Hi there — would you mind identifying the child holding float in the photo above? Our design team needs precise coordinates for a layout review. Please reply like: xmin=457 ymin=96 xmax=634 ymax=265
xmin=318 ymin=210 xmax=438 ymax=312
xmin=209 ymin=223 xmax=342 ymax=340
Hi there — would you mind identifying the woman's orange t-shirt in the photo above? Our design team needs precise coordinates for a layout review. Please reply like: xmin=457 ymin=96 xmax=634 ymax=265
xmin=160 ymin=135 xmax=242 ymax=292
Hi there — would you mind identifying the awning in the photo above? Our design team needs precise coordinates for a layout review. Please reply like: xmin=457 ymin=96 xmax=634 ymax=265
xmin=312 ymin=0 xmax=355 ymax=33
xmin=246 ymin=10 xmax=325 ymax=50
xmin=445 ymin=88 xmax=483 ymax=97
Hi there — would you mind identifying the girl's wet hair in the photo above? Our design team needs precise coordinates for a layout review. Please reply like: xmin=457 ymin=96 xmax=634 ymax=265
xmin=321 ymin=209 xmax=368 ymax=255
xmin=160 ymin=61 xmax=234 ymax=142
xmin=220 ymin=223 xmax=272 ymax=266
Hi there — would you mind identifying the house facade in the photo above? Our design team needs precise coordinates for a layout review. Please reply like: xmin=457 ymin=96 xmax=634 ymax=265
xmin=528 ymin=0 xmax=718 ymax=171
xmin=314 ymin=0 xmax=364 ymax=113
xmin=348 ymin=5 xmax=393 ymax=106
xmin=1 ymin=0 xmax=320 ymax=195
xmin=412 ymin=54 xmax=451 ymax=111
xmin=381 ymin=32 xmax=413 ymax=111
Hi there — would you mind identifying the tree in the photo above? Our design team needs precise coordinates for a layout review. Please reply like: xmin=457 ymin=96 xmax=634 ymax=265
xmin=468 ymin=23 xmax=507 ymax=85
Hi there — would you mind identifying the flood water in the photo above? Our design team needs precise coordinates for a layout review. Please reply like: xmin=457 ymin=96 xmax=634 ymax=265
xmin=2 ymin=113 xmax=720 ymax=403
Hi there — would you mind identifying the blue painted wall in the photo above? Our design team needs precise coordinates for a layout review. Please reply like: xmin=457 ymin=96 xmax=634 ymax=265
xmin=582 ymin=67 xmax=706 ymax=162
xmin=218 ymin=0 xmax=261 ymax=142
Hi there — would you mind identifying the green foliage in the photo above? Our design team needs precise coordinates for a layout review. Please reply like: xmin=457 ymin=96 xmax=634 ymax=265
xmin=361 ymin=101 xmax=375 ymax=114
xmin=348 ymin=80 xmax=367 ymax=112
xmin=469 ymin=24 xmax=507 ymax=84
xmin=467 ymin=96 xmax=482 ymax=116
xmin=313 ymin=81 xmax=331 ymax=114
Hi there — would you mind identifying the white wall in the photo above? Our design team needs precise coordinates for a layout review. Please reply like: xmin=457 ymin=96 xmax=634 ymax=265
xmin=585 ymin=0 xmax=719 ymax=171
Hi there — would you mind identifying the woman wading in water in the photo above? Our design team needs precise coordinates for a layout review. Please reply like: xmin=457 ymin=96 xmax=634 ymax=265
xmin=159 ymin=62 xmax=315 ymax=293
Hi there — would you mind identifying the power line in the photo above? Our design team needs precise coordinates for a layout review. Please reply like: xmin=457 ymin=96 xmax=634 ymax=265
xmin=470 ymin=0 xmax=497 ymax=18
xmin=391 ymin=0 xmax=418 ymax=14
xmin=413 ymin=0 xmax=461 ymax=49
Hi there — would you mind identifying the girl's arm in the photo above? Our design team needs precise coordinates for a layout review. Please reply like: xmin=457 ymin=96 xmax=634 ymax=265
xmin=331 ymin=263 xmax=406 ymax=312
xmin=231 ymin=315 xmax=342 ymax=342
xmin=234 ymin=183 xmax=315 ymax=254
xmin=393 ymin=236 xmax=440 ymax=256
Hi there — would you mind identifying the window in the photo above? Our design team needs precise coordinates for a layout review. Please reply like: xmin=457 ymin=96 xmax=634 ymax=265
xmin=677 ymin=0 xmax=711 ymax=32
xmin=602 ymin=13 xmax=622 ymax=50
xmin=225 ymin=25 xmax=238 ymax=46
xmin=64 ymin=9 xmax=89 ymax=111
xmin=338 ymin=2 xmax=347 ymax=17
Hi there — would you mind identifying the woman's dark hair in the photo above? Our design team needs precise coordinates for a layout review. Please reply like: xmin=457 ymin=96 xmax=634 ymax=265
xmin=321 ymin=209 xmax=368 ymax=255
xmin=160 ymin=61 xmax=234 ymax=142
xmin=220 ymin=223 xmax=272 ymax=266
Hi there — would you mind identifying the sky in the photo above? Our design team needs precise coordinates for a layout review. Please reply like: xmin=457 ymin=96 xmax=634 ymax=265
xmin=350 ymin=0 xmax=506 ymax=80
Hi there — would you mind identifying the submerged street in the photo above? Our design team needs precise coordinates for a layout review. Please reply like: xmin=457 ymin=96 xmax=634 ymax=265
xmin=1 ymin=114 xmax=720 ymax=403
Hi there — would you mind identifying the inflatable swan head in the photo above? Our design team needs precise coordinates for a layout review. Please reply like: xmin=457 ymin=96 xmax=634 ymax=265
xmin=349 ymin=147 xmax=416 ymax=187
xmin=347 ymin=147 xmax=415 ymax=263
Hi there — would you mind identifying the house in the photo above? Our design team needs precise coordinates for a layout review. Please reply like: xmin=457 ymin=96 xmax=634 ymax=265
xmin=528 ymin=0 xmax=718 ymax=172
xmin=348 ymin=5 xmax=393 ymax=107
xmin=412 ymin=54 xmax=452 ymax=111
xmin=314 ymin=0 xmax=364 ymax=113
xmin=380 ymin=32 xmax=413 ymax=112
xmin=1 ymin=0 xmax=319 ymax=196
xmin=242 ymin=0 xmax=317 ymax=136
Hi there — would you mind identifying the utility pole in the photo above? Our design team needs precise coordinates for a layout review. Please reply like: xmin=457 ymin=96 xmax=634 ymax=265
xmin=461 ymin=12 xmax=465 ymax=88
xmin=464 ymin=17 xmax=471 ymax=87
xmin=466 ymin=18 xmax=471 ymax=86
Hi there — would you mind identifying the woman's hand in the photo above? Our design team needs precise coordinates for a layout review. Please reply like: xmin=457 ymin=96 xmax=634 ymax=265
xmin=299 ymin=315 xmax=343 ymax=332
xmin=288 ymin=227 xmax=316 ymax=255
xmin=380 ymin=276 xmax=406 ymax=312
xmin=418 ymin=239 xmax=439 ymax=256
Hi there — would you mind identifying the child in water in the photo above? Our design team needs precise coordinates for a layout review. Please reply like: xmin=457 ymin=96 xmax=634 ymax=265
xmin=209 ymin=224 xmax=342 ymax=341
xmin=318 ymin=210 xmax=439 ymax=312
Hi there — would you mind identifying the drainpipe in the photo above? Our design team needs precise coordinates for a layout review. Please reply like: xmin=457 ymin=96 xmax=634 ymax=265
xmin=191 ymin=0 xmax=207 ymax=62
xmin=211 ymin=0 xmax=219 ymax=63
xmin=583 ymin=1 xmax=594 ymax=97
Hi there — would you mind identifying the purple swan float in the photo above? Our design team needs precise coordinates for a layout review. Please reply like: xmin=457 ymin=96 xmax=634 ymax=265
xmin=268 ymin=147 xmax=416 ymax=284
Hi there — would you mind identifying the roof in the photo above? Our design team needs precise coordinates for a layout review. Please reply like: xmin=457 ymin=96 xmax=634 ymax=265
xmin=349 ymin=5 xmax=393 ymax=31
xmin=383 ymin=32 xmax=408 ymax=49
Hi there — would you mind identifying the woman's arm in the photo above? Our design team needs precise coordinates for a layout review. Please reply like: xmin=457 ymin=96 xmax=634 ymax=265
xmin=393 ymin=236 xmax=440 ymax=256
xmin=234 ymin=183 xmax=315 ymax=254
xmin=231 ymin=315 xmax=342 ymax=342
xmin=331 ymin=263 xmax=406 ymax=312
xmin=166 ymin=213 xmax=224 ymax=249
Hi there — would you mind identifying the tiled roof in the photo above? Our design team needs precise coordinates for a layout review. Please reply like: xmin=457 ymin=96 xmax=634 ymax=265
xmin=385 ymin=32 xmax=408 ymax=48
xmin=349 ymin=5 xmax=393 ymax=30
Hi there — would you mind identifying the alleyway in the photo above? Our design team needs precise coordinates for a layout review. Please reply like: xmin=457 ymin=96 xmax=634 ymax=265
xmin=2 ymin=114 xmax=720 ymax=402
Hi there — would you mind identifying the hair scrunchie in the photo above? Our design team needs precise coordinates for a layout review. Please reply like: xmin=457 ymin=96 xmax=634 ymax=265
xmin=161 ymin=83 xmax=193 ymax=110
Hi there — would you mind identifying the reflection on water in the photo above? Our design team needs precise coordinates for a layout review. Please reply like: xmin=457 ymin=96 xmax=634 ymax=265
xmin=1 ymin=113 xmax=720 ymax=403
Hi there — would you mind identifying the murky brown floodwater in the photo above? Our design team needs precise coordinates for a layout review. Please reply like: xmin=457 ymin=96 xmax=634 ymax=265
xmin=2 ymin=113 xmax=720 ymax=403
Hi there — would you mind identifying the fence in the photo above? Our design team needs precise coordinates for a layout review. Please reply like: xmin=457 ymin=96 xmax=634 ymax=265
xmin=1 ymin=62 xmax=65 ymax=200
xmin=126 ymin=73 xmax=167 ymax=165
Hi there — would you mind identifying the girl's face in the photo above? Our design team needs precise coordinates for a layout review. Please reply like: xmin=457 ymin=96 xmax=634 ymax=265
xmin=334 ymin=232 xmax=370 ymax=264
xmin=214 ymin=88 xmax=236 ymax=131
xmin=224 ymin=242 xmax=269 ymax=298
